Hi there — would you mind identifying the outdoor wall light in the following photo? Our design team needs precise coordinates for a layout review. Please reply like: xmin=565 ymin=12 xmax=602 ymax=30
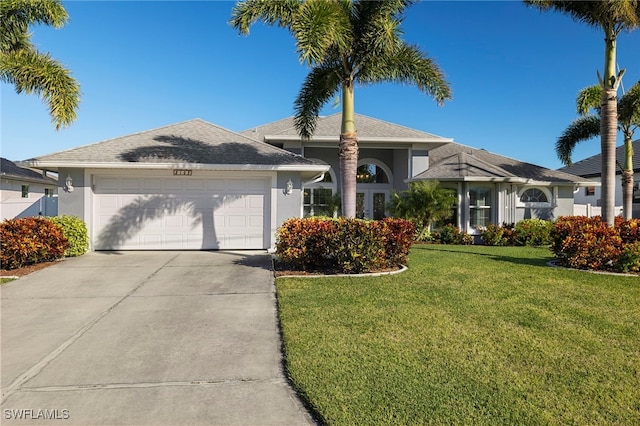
xmin=65 ymin=175 xmax=74 ymax=192
xmin=284 ymin=179 xmax=293 ymax=196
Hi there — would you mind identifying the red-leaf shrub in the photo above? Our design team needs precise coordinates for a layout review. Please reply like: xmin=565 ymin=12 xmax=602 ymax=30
xmin=275 ymin=217 xmax=415 ymax=274
xmin=617 ymin=218 xmax=640 ymax=244
xmin=550 ymin=216 xmax=623 ymax=271
xmin=0 ymin=217 xmax=69 ymax=270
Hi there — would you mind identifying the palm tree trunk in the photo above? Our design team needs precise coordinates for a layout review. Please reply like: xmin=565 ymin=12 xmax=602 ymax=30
xmin=622 ymin=133 xmax=634 ymax=220
xmin=600 ymin=31 xmax=619 ymax=226
xmin=340 ymin=80 xmax=358 ymax=218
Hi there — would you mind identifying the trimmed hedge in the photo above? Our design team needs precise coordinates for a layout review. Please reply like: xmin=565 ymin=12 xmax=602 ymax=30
xmin=275 ymin=217 xmax=415 ymax=274
xmin=50 ymin=215 xmax=89 ymax=257
xmin=0 ymin=217 xmax=69 ymax=270
xmin=550 ymin=216 xmax=640 ymax=272
xmin=481 ymin=220 xmax=552 ymax=247
xmin=430 ymin=224 xmax=473 ymax=245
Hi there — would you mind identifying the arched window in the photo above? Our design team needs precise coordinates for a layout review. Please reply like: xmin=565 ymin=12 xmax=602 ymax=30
xmin=356 ymin=163 xmax=389 ymax=183
xmin=520 ymin=188 xmax=549 ymax=203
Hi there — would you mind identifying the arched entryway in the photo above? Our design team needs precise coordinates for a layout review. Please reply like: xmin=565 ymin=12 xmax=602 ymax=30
xmin=356 ymin=159 xmax=393 ymax=219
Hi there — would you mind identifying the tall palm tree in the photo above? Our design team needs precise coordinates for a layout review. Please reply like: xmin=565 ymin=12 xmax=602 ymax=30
xmin=525 ymin=0 xmax=640 ymax=226
xmin=0 ymin=0 xmax=80 ymax=130
xmin=557 ymin=81 xmax=640 ymax=220
xmin=230 ymin=0 xmax=451 ymax=217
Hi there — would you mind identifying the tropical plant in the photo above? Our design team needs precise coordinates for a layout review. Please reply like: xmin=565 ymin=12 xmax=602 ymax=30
xmin=557 ymin=81 xmax=640 ymax=220
xmin=0 ymin=0 xmax=80 ymax=129
xmin=387 ymin=180 xmax=456 ymax=238
xmin=230 ymin=0 xmax=451 ymax=217
xmin=525 ymin=0 xmax=640 ymax=226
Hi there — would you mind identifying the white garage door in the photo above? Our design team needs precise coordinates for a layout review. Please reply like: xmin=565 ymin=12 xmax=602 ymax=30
xmin=93 ymin=176 xmax=268 ymax=250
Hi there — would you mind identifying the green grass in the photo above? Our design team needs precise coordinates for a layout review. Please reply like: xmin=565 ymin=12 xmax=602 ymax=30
xmin=276 ymin=245 xmax=640 ymax=425
xmin=0 ymin=277 xmax=16 ymax=285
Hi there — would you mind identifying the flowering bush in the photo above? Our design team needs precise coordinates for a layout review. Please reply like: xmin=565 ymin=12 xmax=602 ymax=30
xmin=0 ymin=217 xmax=69 ymax=270
xmin=275 ymin=217 xmax=415 ymax=274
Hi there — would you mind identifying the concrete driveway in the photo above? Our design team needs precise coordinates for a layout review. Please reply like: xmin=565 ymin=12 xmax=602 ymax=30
xmin=1 ymin=251 xmax=314 ymax=425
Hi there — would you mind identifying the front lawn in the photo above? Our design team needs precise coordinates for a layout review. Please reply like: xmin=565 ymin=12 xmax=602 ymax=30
xmin=276 ymin=245 xmax=639 ymax=425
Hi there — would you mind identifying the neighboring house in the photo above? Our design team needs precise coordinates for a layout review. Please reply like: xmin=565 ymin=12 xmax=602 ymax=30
xmin=19 ymin=115 xmax=592 ymax=250
xmin=18 ymin=119 xmax=329 ymax=250
xmin=558 ymin=140 xmax=639 ymax=218
xmin=0 ymin=157 xmax=58 ymax=220
xmin=247 ymin=113 xmax=593 ymax=236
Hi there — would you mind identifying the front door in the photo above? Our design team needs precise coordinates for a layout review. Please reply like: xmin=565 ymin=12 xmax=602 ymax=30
xmin=356 ymin=189 xmax=388 ymax=219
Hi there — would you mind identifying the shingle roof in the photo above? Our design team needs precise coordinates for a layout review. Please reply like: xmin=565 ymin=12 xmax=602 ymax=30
xmin=241 ymin=113 xmax=451 ymax=142
xmin=0 ymin=157 xmax=56 ymax=184
xmin=412 ymin=142 xmax=591 ymax=185
xmin=558 ymin=140 xmax=640 ymax=177
xmin=23 ymin=119 xmax=318 ymax=168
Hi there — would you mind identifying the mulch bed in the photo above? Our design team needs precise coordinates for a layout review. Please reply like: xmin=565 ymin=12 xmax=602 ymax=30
xmin=0 ymin=260 xmax=61 ymax=278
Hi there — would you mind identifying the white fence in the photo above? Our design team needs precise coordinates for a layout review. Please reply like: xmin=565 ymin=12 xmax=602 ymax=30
xmin=0 ymin=197 xmax=58 ymax=221
xmin=573 ymin=203 xmax=624 ymax=218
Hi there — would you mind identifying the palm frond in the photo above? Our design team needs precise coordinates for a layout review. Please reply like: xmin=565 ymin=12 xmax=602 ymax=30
xmin=293 ymin=62 xmax=342 ymax=139
xmin=0 ymin=48 xmax=80 ymax=129
xmin=229 ymin=0 xmax=300 ymax=35
xmin=293 ymin=0 xmax=352 ymax=66
xmin=358 ymin=43 xmax=451 ymax=105
xmin=576 ymin=84 xmax=602 ymax=115
xmin=618 ymin=80 xmax=640 ymax=126
xmin=1 ymin=0 xmax=68 ymax=52
xmin=556 ymin=115 xmax=601 ymax=166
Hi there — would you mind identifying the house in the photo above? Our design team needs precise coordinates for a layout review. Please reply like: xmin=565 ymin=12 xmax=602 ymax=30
xmin=18 ymin=115 xmax=592 ymax=250
xmin=246 ymin=113 xmax=593 ymax=236
xmin=558 ymin=140 xmax=639 ymax=218
xmin=0 ymin=157 xmax=58 ymax=221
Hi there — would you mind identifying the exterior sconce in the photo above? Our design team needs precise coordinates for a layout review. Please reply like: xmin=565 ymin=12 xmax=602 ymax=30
xmin=284 ymin=179 xmax=293 ymax=195
xmin=65 ymin=175 xmax=74 ymax=192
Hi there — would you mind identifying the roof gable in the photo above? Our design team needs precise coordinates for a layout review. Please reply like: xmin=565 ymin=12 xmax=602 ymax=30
xmin=241 ymin=113 xmax=451 ymax=142
xmin=413 ymin=142 xmax=591 ymax=184
xmin=1 ymin=157 xmax=56 ymax=184
xmin=22 ymin=119 xmax=318 ymax=168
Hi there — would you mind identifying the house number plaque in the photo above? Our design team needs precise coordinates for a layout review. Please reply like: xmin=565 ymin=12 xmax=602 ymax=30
xmin=173 ymin=169 xmax=192 ymax=176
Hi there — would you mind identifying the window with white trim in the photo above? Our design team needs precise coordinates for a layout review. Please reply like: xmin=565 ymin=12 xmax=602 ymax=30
xmin=21 ymin=185 xmax=29 ymax=198
xmin=518 ymin=187 xmax=552 ymax=207
xmin=469 ymin=185 xmax=493 ymax=229
xmin=303 ymin=162 xmax=337 ymax=217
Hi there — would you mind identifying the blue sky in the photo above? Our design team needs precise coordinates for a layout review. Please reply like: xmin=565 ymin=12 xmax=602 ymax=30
xmin=2 ymin=0 xmax=640 ymax=170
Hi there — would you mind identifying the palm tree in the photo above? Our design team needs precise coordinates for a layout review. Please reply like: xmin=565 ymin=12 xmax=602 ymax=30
xmin=557 ymin=81 xmax=640 ymax=220
xmin=525 ymin=0 xmax=640 ymax=226
xmin=387 ymin=180 xmax=456 ymax=238
xmin=0 ymin=0 xmax=80 ymax=129
xmin=230 ymin=0 xmax=451 ymax=217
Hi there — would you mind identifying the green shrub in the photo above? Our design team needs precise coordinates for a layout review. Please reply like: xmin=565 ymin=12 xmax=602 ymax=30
xmin=431 ymin=224 xmax=472 ymax=245
xmin=275 ymin=217 xmax=415 ymax=274
xmin=615 ymin=241 xmax=640 ymax=273
xmin=0 ymin=217 xmax=69 ymax=270
xmin=49 ymin=215 xmax=89 ymax=257
xmin=480 ymin=223 xmax=509 ymax=246
xmin=513 ymin=219 xmax=553 ymax=246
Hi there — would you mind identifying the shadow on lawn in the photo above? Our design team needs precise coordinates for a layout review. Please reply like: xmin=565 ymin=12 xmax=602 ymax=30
xmin=418 ymin=246 xmax=554 ymax=268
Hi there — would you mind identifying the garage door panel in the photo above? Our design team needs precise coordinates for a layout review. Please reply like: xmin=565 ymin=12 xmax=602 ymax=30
xmin=93 ymin=177 xmax=267 ymax=250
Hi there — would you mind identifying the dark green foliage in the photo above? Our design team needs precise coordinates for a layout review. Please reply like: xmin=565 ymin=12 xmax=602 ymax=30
xmin=0 ymin=217 xmax=69 ymax=269
xmin=513 ymin=219 xmax=553 ymax=246
xmin=387 ymin=181 xmax=456 ymax=233
xmin=430 ymin=224 xmax=473 ymax=245
xmin=49 ymin=215 xmax=89 ymax=257
xmin=275 ymin=217 xmax=415 ymax=274
xmin=615 ymin=241 xmax=640 ymax=273
xmin=480 ymin=223 xmax=513 ymax=246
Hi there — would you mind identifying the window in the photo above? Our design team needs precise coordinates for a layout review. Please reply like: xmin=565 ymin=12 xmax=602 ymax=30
xmin=21 ymin=185 xmax=29 ymax=198
xmin=44 ymin=188 xmax=54 ymax=197
xmin=520 ymin=188 xmax=549 ymax=203
xmin=356 ymin=163 xmax=389 ymax=183
xmin=585 ymin=186 xmax=596 ymax=196
xmin=303 ymin=188 xmax=335 ymax=217
xmin=469 ymin=186 xmax=492 ymax=229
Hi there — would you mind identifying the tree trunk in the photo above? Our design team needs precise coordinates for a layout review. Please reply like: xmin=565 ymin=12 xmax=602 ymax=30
xmin=340 ymin=80 xmax=358 ymax=218
xmin=622 ymin=134 xmax=634 ymax=220
xmin=600 ymin=30 xmax=619 ymax=226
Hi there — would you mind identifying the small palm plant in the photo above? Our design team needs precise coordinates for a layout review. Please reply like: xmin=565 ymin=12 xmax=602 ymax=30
xmin=387 ymin=181 xmax=456 ymax=240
